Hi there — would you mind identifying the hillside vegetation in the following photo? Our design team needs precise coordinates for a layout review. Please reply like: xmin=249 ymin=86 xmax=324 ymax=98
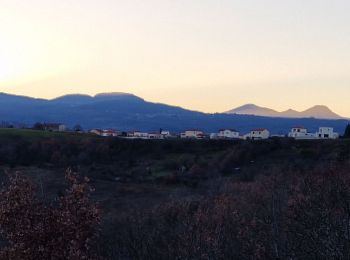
xmin=1 ymin=130 xmax=350 ymax=259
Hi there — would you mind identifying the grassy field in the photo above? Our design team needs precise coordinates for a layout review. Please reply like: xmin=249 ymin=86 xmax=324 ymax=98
xmin=0 ymin=128 xmax=85 ymax=139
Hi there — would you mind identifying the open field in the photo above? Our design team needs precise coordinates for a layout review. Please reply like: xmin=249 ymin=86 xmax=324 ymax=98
xmin=0 ymin=128 xmax=79 ymax=139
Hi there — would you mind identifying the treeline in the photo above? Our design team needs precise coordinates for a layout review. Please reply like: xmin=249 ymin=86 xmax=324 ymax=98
xmin=1 ymin=133 xmax=347 ymax=169
xmin=0 ymin=135 xmax=234 ymax=167
xmin=0 ymin=134 xmax=341 ymax=187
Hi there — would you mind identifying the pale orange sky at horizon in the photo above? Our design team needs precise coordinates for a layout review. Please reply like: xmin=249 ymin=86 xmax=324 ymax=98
xmin=1 ymin=0 xmax=350 ymax=116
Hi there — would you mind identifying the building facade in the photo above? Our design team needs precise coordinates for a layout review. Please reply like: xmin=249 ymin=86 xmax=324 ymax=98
xmin=181 ymin=130 xmax=205 ymax=139
xmin=316 ymin=127 xmax=339 ymax=139
xmin=217 ymin=129 xmax=240 ymax=139
xmin=245 ymin=128 xmax=270 ymax=140
xmin=288 ymin=126 xmax=316 ymax=139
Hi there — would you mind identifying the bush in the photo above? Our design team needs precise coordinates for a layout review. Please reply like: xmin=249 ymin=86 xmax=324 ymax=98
xmin=0 ymin=170 xmax=100 ymax=259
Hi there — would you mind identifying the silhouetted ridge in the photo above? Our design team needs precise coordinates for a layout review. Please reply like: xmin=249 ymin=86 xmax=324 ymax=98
xmin=0 ymin=92 xmax=347 ymax=133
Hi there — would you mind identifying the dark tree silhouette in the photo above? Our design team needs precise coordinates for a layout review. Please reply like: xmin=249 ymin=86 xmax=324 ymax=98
xmin=73 ymin=124 xmax=83 ymax=132
xmin=32 ymin=122 xmax=44 ymax=130
xmin=343 ymin=124 xmax=350 ymax=138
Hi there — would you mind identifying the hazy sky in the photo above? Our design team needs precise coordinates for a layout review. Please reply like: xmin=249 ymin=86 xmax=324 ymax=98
xmin=0 ymin=0 xmax=349 ymax=115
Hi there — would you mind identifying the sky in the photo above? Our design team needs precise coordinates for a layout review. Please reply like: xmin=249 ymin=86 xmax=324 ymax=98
xmin=0 ymin=0 xmax=349 ymax=115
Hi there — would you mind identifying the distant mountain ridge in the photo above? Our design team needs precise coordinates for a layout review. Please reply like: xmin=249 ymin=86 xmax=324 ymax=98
xmin=49 ymin=93 xmax=145 ymax=106
xmin=0 ymin=92 xmax=348 ymax=134
xmin=226 ymin=104 xmax=345 ymax=120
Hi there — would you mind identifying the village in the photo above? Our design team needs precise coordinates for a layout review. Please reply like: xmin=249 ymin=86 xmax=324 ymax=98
xmin=92 ymin=127 xmax=340 ymax=140
xmin=35 ymin=123 xmax=342 ymax=140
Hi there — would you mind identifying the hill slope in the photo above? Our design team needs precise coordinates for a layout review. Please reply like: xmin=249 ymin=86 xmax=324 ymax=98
xmin=0 ymin=93 xmax=348 ymax=134
xmin=227 ymin=104 xmax=344 ymax=119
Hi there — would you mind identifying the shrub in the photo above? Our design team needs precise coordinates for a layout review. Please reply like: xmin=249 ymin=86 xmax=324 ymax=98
xmin=0 ymin=170 xmax=100 ymax=259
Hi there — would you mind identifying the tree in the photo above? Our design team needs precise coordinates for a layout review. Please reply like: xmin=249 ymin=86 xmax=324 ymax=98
xmin=343 ymin=124 xmax=350 ymax=138
xmin=73 ymin=124 xmax=83 ymax=132
xmin=0 ymin=170 xmax=100 ymax=259
xmin=33 ymin=122 xmax=44 ymax=130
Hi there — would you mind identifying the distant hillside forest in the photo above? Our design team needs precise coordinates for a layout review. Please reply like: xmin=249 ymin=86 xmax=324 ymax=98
xmin=1 ymin=130 xmax=350 ymax=259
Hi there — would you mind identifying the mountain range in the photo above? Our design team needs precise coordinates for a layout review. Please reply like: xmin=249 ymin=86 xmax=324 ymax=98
xmin=0 ymin=92 xmax=348 ymax=134
xmin=226 ymin=104 xmax=345 ymax=120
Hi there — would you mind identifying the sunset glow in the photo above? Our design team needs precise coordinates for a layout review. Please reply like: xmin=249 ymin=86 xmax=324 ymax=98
xmin=1 ymin=0 xmax=350 ymax=115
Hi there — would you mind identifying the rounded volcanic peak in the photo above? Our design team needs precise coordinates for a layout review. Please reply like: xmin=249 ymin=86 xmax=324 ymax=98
xmin=51 ymin=94 xmax=94 ymax=104
xmin=94 ymin=92 xmax=144 ymax=102
xmin=236 ymin=104 xmax=260 ymax=110
xmin=279 ymin=109 xmax=300 ymax=118
xmin=283 ymin=108 xmax=298 ymax=113
xmin=95 ymin=92 xmax=134 ymax=97
xmin=305 ymin=105 xmax=332 ymax=112
xmin=226 ymin=103 xmax=278 ymax=117
xmin=302 ymin=105 xmax=343 ymax=119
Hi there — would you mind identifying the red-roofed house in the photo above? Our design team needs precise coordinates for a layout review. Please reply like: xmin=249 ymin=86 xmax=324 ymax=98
xmin=181 ymin=129 xmax=205 ymax=139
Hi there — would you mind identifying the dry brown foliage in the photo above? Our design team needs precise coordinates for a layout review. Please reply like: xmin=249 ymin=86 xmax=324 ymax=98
xmin=0 ymin=170 xmax=100 ymax=260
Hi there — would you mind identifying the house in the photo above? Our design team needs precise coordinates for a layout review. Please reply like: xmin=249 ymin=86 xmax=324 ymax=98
xmin=244 ymin=128 xmax=270 ymax=140
xmin=133 ymin=131 xmax=149 ymax=139
xmin=217 ymin=129 xmax=240 ymax=139
xmin=288 ymin=126 xmax=307 ymax=137
xmin=102 ymin=129 xmax=121 ymax=137
xmin=127 ymin=132 xmax=135 ymax=138
xmin=101 ymin=130 xmax=113 ymax=137
xmin=148 ymin=133 xmax=163 ymax=139
xmin=288 ymin=126 xmax=316 ymax=140
xmin=90 ymin=129 xmax=102 ymax=136
xmin=181 ymin=129 xmax=205 ymax=139
xmin=288 ymin=126 xmax=339 ymax=140
xmin=43 ymin=123 xmax=66 ymax=132
xmin=161 ymin=130 xmax=172 ymax=138
xmin=90 ymin=129 xmax=121 ymax=137
xmin=316 ymin=127 xmax=339 ymax=139
xmin=210 ymin=133 xmax=219 ymax=139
